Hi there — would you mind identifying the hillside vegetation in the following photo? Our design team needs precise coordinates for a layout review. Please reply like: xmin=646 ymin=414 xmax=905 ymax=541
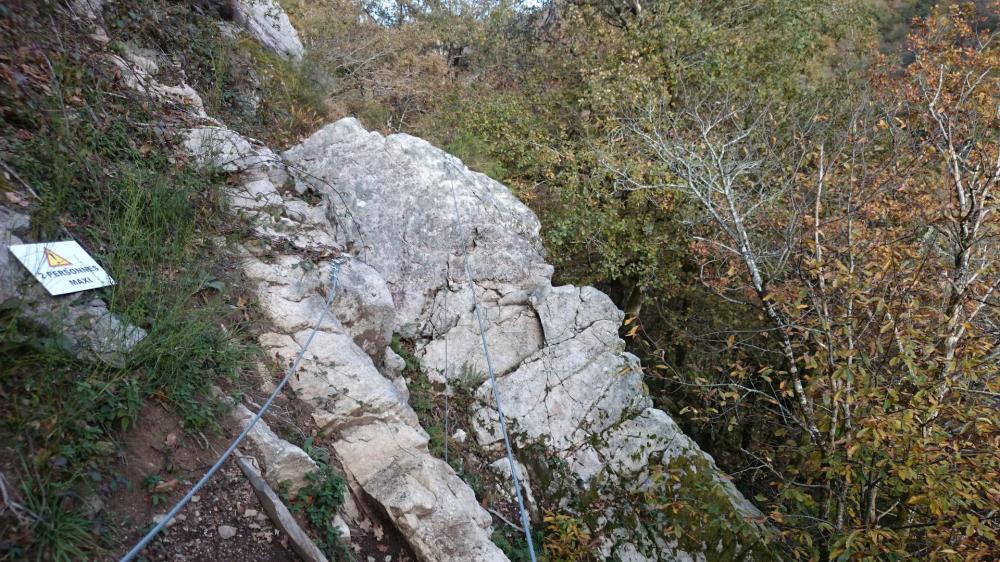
xmin=0 ymin=0 xmax=997 ymax=561
xmin=281 ymin=0 xmax=1000 ymax=559
xmin=0 ymin=2 xmax=332 ymax=559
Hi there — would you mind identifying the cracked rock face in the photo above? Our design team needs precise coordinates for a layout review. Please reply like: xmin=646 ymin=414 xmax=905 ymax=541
xmin=282 ymin=118 xmax=547 ymax=327
xmin=417 ymin=278 xmax=544 ymax=384
xmin=282 ymin=118 xmax=762 ymax=559
xmin=186 ymin=126 xmax=508 ymax=562
xmin=231 ymin=0 xmax=305 ymax=61
xmin=332 ymin=259 xmax=396 ymax=363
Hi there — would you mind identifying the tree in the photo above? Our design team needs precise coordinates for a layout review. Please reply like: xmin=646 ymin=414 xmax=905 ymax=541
xmin=614 ymin=98 xmax=827 ymax=445
xmin=616 ymin=4 xmax=1000 ymax=559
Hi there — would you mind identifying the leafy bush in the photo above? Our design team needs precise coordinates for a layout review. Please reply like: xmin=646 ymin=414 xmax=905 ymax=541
xmin=286 ymin=443 xmax=353 ymax=561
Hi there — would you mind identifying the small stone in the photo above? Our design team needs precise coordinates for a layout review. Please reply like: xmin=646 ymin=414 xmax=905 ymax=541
xmin=332 ymin=515 xmax=351 ymax=540
xmin=244 ymin=508 xmax=258 ymax=518
xmin=152 ymin=513 xmax=177 ymax=528
xmin=218 ymin=525 xmax=237 ymax=539
xmin=191 ymin=495 xmax=201 ymax=503
xmin=81 ymin=494 xmax=104 ymax=515
xmin=383 ymin=347 xmax=406 ymax=378
xmin=451 ymin=429 xmax=467 ymax=443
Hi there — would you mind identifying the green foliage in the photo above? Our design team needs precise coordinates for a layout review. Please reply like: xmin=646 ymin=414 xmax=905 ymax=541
xmin=534 ymin=452 xmax=775 ymax=562
xmin=102 ymin=0 xmax=329 ymax=147
xmin=141 ymin=474 xmax=169 ymax=507
xmin=0 ymin=3 xmax=256 ymax=558
xmin=632 ymin=457 xmax=776 ymax=561
xmin=542 ymin=512 xmax=591 ymax=562
xmin=4 ymin=471 xmax=96 ymax=562
xmin=619 ymin=6 xmax=1000 ymax=559
xmin=286 ymin=444 xmax=353 ymax=561
xmin=299 ymin=466 xmax=350 ymax=560
xmin=491 ymin=528 xmax=547 ymax=562
xmin=389 ymin=334 xmax=422 ymax=373
xmin=299 ymin=466 xmax=347 ymax=527
xmin=1 ymin=35 xmax=250 ymax=430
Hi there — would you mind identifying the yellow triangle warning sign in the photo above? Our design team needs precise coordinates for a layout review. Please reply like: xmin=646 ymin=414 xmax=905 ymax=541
xmin=44 ymin=247 xmax=72 ymax=267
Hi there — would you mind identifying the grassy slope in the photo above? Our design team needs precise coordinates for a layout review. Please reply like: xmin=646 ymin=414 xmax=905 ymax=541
xmin=0 ymin=1 xmax=330 ymax=559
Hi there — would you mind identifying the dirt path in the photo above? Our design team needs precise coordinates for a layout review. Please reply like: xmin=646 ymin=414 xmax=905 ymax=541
xmin=105 ymin=403 xmax=299 ymax=561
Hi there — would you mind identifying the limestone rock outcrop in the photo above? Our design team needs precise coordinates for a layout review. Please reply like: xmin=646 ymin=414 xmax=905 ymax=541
xmin=58 ymin=1 xmax=763 ymax=558
xmin=231 ymin=0 xmax=305 ymax=61
xmin=186 ymin=126 xmax=508 ymax=562
xmin=282 ymin=118 xmax=763 ymax=559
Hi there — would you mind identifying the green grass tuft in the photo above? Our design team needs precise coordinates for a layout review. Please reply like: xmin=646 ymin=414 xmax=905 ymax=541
xmin=0 ymin=3 xmax=261 ymax=558
xmin=3 ymin=467 xmax=97 ymax=562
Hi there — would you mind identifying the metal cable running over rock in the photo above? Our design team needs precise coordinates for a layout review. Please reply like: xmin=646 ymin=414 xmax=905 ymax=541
xmin=446 ymin=168 xmax=538 ymax=562
xmin=443 ymin=269 xmax=451 ymax=466
xmin=119 ymin=255 xmax=352 ymax=562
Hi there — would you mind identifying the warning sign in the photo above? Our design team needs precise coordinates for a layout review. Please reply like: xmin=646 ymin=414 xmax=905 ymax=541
xmin=9 ymin=240 xmax=116 ymax=296
xmin=45 ymin=248 xmax=72 ymax=267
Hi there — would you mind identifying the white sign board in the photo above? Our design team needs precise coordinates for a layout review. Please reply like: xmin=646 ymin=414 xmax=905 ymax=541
xmin=9 ymin=240 xmax=116 ymax=296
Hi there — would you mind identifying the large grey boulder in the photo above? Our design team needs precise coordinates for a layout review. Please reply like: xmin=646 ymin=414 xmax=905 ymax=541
xmin=187 ymin=125 xmax=509 ymax=562
xmin=281 ymin=118 xmax=762 ymax=560
xmin=282 ymin=118 xmax=546 ymax=327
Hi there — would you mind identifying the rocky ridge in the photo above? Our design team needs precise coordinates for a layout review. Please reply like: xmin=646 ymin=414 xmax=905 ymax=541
xmin=185 ymin=125 xmax=507 ymax=561
xmin=32 ymin=2 xmax=764 ymax=560
xmin=276 ymin=117 xmax=763 ymax=561
xmin=188 ymin=114 xmax=764 ymax=560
